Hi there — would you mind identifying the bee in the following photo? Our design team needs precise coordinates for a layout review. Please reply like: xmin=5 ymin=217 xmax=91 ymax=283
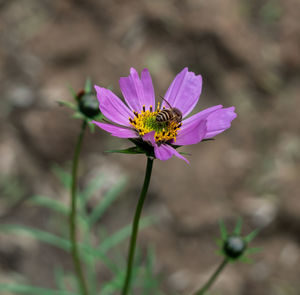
xmin=156 ymin=97 xmax=182 ymax=125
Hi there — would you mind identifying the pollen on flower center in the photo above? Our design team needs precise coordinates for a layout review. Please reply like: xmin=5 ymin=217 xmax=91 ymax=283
xmin=129 ymin=103 xmax=181 ymax=143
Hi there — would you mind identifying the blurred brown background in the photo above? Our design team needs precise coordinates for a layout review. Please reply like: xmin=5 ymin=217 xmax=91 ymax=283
xmin=1 ymin=0 xmax=300 ymax=294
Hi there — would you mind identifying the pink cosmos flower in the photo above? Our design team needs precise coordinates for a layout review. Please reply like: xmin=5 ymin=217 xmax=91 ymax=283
xmin=93 ymin=67 xmax=237 ymax=163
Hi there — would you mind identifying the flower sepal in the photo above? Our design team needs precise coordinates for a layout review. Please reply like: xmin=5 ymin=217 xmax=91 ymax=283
xmin=216 ymin=218 xmax=261 ymax=263
xmin=105 ymin=146 xmax=148 ymax=155
xmin=105 ymin=138 xmax=156 ymax=157
xmin=58 ymin=78 xmax=103 ymax=132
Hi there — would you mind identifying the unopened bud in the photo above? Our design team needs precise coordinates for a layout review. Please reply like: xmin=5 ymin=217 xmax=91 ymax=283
xmin=77 ymin=91 xmax=100 ymax=118
xmin=223 ymin=236 xmax=246 ymax=259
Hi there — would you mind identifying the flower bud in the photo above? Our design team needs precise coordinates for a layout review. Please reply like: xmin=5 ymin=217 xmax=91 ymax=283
xmin=223 ymin=236 xmax=246 ymax=259
xmin=77 ymin=90 xmax=100 ymax=118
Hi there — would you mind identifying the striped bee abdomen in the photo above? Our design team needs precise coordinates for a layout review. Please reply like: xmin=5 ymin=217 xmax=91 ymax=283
xmin=156 ymin=109 xmax=174 ymax=123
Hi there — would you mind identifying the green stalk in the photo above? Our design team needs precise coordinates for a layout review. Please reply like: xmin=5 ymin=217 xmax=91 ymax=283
xmin=70 ymin=120 xmax=89 ymax=295
xmin=121 ymin=157 xmax=154 ymax=295
xmin=194 ymin=258 xmax=228 ymax=295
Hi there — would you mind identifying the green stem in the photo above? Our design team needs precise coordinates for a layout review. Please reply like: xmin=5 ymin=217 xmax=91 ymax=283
xmin=121 ymin=157 xmax=154 ymax=295
xmin=70 ymin=120 xmax=89 ymax=295
xmin=194 ymin=258 xmax=228 ymax=295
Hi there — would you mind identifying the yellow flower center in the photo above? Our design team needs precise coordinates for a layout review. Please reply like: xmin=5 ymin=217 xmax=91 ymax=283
xmin=129 ymin=103 xmax=182 ymax=144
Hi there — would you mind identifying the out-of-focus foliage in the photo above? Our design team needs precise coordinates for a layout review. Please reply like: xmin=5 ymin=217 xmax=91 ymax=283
xmin=0 ymin=165 xmax=164 ymax=295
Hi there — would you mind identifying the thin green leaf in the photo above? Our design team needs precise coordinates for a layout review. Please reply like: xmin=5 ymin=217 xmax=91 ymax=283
xmin=92 ymin=113 xmax=104 ymax=122
xmin=30 ymin=196 xmax=87 ymax=234
xmin=96 ymin=217 xmax=153 ymax=255
xmin=88 ymin=122 xmax=95 ymax=133
xmin=85 ymin=258 xmax=97 ymax=294
xmin=0 ymin=226 xmax=113 ymax=270
xmin=215 ymin=250 xmax=223 ymax=256
xmin=238 ymin=256 xmax=253 ymax=264
xmin=30 ymin=195 xmax=69 ymax=215
xmin=88 ymin=177 xmax=127 ymax=226
xmin=0 ymin=284 xmax=77 ymax=295
xmin=128 ymin=138 xmax=155 ymax=156
xmin=92 ymin=228 xmax=121 ymax=272
xmin=244 ymin=229 xmax=259 ymax=243
xmin=52 ymin=165 xmax=71 ymax=190
xmin=0 ymin=224 xmax=70 ymax=251
xmin=233 ymin=217 xmax=243 ymax=235
xmin=79 ymin=173 xmax=106 ymax=208
xmin=62 ymin=273 xmax=78 ymax=293
xmin=80 ymin=229 xmax=98 ymax=295
xmin=219 ymin=219 xmax=228 ymax=240
xmin=105 ymin=146 xmax=145 ymax=155
xmin=143 ymin=246 xmax=160 ymax=295
xmin=215 ymin=238 xmax=223 ymax=247
xmin=84 ymin=77 xmax=92 ymax=93
xmin=54 ymin=266 xmax=66 ymax=292
xmin=146 ymin=246 xmax=155 ymax=272
xmin=245 ymin=247 xmax=262 ymax=254
xmin=57 ymin=100 xmax=77 ymax=110
xmin=68 ymin=85 xmax=77 ymax=99
xmin=179 ymin=151 xmax=192 ymax=156
xmin=100 ymin=274 xmax=123 ymax=295
xmin=72 ymin=112 xmax=85 ymax=119
xmin=97 ymin=252 xmax=120 ymax=274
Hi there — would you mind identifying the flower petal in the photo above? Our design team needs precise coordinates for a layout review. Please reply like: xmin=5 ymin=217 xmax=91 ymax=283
xmin=95 ymin=86 xmax=133 ymax=126
xmin=163 ymin=68 xmax=202 ymax=118
xmin=119 ymin=68 xmax=155 ymax=112
xmin=142 ymin=131 xmax=156 ymax=145
xmin=181 ymin=105 xmax=223 ymax=130
xmin=93 ymin=121 xmax=138 ymax=138
xmin=175 ymin=105 xmax=221 ymax=145
xmin=141 ymin=69 xmax=155 ymax=108
xmin=204 ymin=107 xmax=237 ymax=139
xmin=154 ymin=144 xmax=189 ymax=164
xmin=143 ymin=131 xmax=189 ymax=163
xmin=176 ymin=119 xmax=207 ymax=146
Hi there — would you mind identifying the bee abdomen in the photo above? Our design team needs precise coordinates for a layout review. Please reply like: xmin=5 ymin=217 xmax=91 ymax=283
xmin=156 ymin=109 xmax=173 ymax=122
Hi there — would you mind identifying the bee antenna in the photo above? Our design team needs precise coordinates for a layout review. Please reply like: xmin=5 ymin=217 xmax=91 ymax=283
xmin=159 ymin=96 xmax=173 ymax=108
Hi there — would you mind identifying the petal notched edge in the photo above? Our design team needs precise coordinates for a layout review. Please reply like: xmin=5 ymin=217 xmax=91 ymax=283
xmin=204 ymin=106 xmax=237 ymax=139
xmin=164 ymin=68 xmax=202 ymax=118
xmin=119 ymin=68 xmax=155 ymax=112
xmin=176 ymin=105 xmax=222 ymax=145
xmin=181 ymin=105 xmax=223 ymax=129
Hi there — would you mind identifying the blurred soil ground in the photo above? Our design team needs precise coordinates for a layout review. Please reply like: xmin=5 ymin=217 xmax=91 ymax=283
xmin=0 ymin=0 xmax=300 ymax=294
